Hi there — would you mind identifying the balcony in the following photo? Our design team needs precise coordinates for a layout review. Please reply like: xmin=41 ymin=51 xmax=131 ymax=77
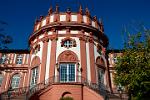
xmin=0 ymin=75 xmax=109 ymax=100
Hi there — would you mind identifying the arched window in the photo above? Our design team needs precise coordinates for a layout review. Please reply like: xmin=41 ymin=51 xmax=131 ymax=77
xmin=0 ymin=74 xmax=3 ymax=86
xmin=96 ymin=57 xmax=105 ymax=84
xmin=97 ymin=68 xmax=105 ymax=84
xmin=57 ymin=50 xmax=78 ymax=82
xmin=30 ymin=67 xmax=38 ymax=87
xmin=11 ymin=74 xmax=20 ymax=89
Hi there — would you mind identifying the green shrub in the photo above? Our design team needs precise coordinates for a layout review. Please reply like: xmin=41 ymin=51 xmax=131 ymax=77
xmin=60 ymin=96 xmax=73 ymax=100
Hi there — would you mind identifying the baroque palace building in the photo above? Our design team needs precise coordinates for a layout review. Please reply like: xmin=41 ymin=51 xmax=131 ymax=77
xmin=0 ymin=5 xmax=127 ymax=100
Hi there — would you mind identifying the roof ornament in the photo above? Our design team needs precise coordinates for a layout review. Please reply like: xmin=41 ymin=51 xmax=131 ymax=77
xmin=99 ymin=18 xmax=104 ymax=32
xmin=48 ymin=6 xmax=53 ymax=15
xmin=40 ymin=15 xmax=44 ymax=21
xmin=55 ymin=5 xmax=59 ymax=13
xmin=79 ymin=5 xmax=83 ymax=14
xmin=35 ymin=17 xmax=39 ymax=24
xmin=93 ymin=16 xmax=97 ymax=21
xmin=85 ymin=7 xmax=90 ymax=17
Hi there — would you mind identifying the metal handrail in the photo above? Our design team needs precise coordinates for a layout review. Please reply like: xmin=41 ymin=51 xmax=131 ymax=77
xmin=0 ymin=75 xmax=109 ymax=100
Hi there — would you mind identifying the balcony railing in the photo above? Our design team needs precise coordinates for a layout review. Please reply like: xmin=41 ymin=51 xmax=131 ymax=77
xmin=0 ymin=75 xmax=109 ymax=100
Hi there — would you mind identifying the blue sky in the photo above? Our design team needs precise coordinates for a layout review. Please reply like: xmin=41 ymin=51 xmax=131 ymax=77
xmin=0 ymin=0 xmax=150 ymax=49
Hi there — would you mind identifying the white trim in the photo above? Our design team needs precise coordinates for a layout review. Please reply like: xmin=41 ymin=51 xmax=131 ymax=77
xmin=83 ymin=16 xmax=87 ymax=23
xmin=38 ymin=42 xmax=43 ymax=83
xmin=48 ymin=31 xmax=53 ymax=35
xmin=92 ymin=21 xmax=96 ymax=27
xmin=5 ymin=74 xmax=8 ymax=89
xmin=45 ymin=41 xmax=51 ymax=81
xmin=26 ymin=54 xmax=29 ymax=64
xmin=71 ymin=15 xmax=77 ymax=21
xmin=23 ymin=73 xmax=26 ymax=87
xmin=71 ymin=30 xmax=78 ymax=34
xmin=36 ymin=24 xmax=40 ymax=30
xmin=41 ymin=19 xmax=46 ymax=27
xmin=58 ymin=30 xmax=66 ymax=34
xmin=50 ymin=15 xmax=54 ymax=22
xmin=39 ymin=34 xmax=44 ymax=39
xmin=86 ymin=42 xmax=91 ymax=81
xmin=60 ymin=15 xmax=66 ymax=21
xmin=13 ymin=54 xmax=16 ymax=64
xmin=23 ymin=54 xmax=26 ymax=64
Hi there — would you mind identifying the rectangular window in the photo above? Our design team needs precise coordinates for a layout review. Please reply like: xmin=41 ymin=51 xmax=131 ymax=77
xmin=0 ymin=75 xmax=3 ymax=86
xmin=98 ymin=68 xmax=104 ymax=84
xmin=30 ymin=67 xmax=38 ymax=87
xmin=60 ymin=63 xmax=75 ymax=82
xmin=0 ymin=54 xmax=7 ymax=64
xmin=83 ymin=16 xmax=87 ymax=23
xmin=50 ymin=15 xmax=54 ymax=22
xmin=16 ymin=54 xmax=23 ymax=64
xmin=71 ymin=15 xmax=77 ymax=21
xmin=60 ymin=15 xmax=66 ymax=21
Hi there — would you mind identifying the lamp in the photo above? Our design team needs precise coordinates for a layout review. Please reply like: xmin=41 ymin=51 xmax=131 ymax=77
xmin=117 ymin=84 xmax=124 ymax=100
xmin=77 ymin=63 xmax=82 ymax=72
xmin=56 ymin=63 xmax=59 ymax=71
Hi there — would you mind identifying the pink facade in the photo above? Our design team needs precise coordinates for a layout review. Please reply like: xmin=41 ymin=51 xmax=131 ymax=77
xmin=0 ymin=5 xmax=127 ymax=100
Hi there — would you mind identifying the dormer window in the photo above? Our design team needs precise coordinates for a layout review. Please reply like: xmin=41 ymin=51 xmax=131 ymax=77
xmin=61 ymin=38 xmax=76 ymax=48
xmin=16 ymin=54 xmax=23 ymax=64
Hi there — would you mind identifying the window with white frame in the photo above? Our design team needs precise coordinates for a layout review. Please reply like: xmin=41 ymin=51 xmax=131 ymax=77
xmin=0 ymin=75 xmax=3 ymax=86
xmin=71 ymin=15 xmax=77 ymax=21
xmin=63 ymin=40 xmax=73 ymax=48
xmin=98 ymin=68 xmax=105 ymax=84
xmin=0 ymin=54 xmax=7 ymax=64
xmin=11 ymin=74 xmax=20 ymax=89
xmin=61 ymin=38 xmax=76 ymax=48
xmin=16 ymin=54 xmax=23 ymax=64
xmin=60 ymin=15 xmax=66 ymax=21
xmin=113 ymin=57 xmax=118 ymax=63
xmin=30 ymin=67 xmax=38 ymax=87
xmin=60 ymin=63 xmax=75 ymax=82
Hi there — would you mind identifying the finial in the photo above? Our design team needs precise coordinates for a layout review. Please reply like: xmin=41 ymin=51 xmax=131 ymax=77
xmin=93 ymin=16 xmax=97 ymax=21
xmin=85 ymin=7 xmax=90 ymax=17
xmin=48 ymin=6 xmax=53 ymax=15
xmin=99 ymin=18 xmax=103 ymax=25
xmin=35 ymin=17 xmax=39 ymax=24
xmin=40 ymin=15 xmax=44 ymax=21
xmin=55 ymin=5 xmax=59 ymax=13
xmin=99 ymin=18 xmax=104 ymax=32
xmin=79 ymin=5 xmax=83 ymax=14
